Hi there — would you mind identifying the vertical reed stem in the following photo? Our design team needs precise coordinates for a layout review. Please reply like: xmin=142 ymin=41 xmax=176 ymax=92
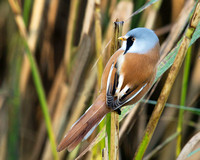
xmin=133 ymin=1 xmax=200 ymax=159
xmin=93 ymin=0 xmax=104 ymax=158
xmin=176 ymin=46 xmax=192 ymax=156
xmin=107 ymin=20 xmax=123 ymax=160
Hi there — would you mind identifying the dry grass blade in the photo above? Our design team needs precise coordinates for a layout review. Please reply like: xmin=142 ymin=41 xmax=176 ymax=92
xmin=65 ymin=70 xmax=96 ymax=133
xmin=160 ymin=0 xmax=195 ymax=60
xmin=7 ymin=0 xmax=27 ymax=38
xmin=80 ymin=0 xmax=94 ymax=41
xmin=144 ymin=0 xmax=162 ymax=29
xmin=143 ymin=132 xmax=179 ymax=160
xmin=103 ymin=1 xmax=133 ymax=69
xmin=40 ymin=0 xmax=59 ymax=78
xmin=95 ymin=0 xmax=103 ymax=90
xmin=102 ymin=148 xmax=109 ymax=160
xmin=42 ymin=84 xmax=68 ymax=160
xmin=171 ymin=0 xmax=185 ymax=22
xmin=42 ymin=34 xmax=91 ymax=159
xmin=75 ymin=128 xmax=106 ymax=160
xmin=104 ymin=1 xmax=133 ymax=43
xmin=20 ymin=0 xmax=45 ymax=93
xmin=119 ymin=103 xmax=140 ymax=140
xmin=102 ymin=134 xmax=109 ymax=160
xmin=64 ymin=0 xmax=79 ymax=72
xmin=110 ymin=111 xmax=119 ymax=160
xmin=124 ymin=0 xmax=159 ymax=22
xmin=31 ymin=62 xmax=67 ymax=160
xmin=0 ymin=133 xmax=6 ymax=160
xmin=177 ymin=131 xmax=200 ymax=160
xmin=154 ymin=24 xmax=172 ymax=36
xmin=61 ymin=69 xmax=97 ymax=158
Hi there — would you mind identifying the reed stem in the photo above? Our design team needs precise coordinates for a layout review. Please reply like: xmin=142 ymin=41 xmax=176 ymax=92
xmin=134 ymin=1 xmax=200 ymax=159
xmin=176 ymin=46 xmax=192 ymax=156
xmin=106 ymin=20 xmax=123 ymax=160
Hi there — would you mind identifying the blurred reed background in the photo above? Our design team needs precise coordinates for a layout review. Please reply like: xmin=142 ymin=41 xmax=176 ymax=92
xmin=0 ymin=0 xmax=200 ymax=159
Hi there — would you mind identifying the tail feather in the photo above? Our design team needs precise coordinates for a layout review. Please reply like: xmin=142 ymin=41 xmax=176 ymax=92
xmin=57 ymin=93 xmax=111 ymax=152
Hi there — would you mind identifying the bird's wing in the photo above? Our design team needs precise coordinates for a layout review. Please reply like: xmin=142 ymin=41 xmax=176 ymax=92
xmin=106 ymin=62 xmax=119 ymax=107
xmin=106 ymin=61 xmax=151 ymax=111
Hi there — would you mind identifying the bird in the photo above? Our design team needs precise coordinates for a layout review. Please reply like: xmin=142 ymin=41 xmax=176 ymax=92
xmin=57 ymin=27 xmax=160 ymax=152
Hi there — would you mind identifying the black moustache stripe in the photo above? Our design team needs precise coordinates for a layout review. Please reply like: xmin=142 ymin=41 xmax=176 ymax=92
xmin=124 ymin=36 xmax=134 ymax=54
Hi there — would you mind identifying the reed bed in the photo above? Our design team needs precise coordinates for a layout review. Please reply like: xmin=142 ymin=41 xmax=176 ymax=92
xmin=0 ymin=0 xmax=200 ymax=160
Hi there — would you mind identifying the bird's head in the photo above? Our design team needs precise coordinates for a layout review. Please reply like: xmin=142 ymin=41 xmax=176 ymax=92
xmin=118 ymin=28 xmax=160 ymax=55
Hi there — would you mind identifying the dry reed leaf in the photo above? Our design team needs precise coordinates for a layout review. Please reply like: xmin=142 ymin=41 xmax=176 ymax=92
xmin=30 ymin=62 xmax=67 ymax=160
xmin=62 ymin=35 xmax=91 ymax=115
xmin=0 ymin=134 xmax=6 ymax=160
xmin=42 ymin=83 xmax=68 ymax=160
xmin=104 ymin=1 xmax=133 ymax=40
xmin=186 ymin=143 xmax=200 ymax=160
xmin=65 ymin=69 xmax=97 ymax=132
xmin=177 ymin=131 xmax=200 ymax=160
xmin=102 ymin=148 xmax=109 ymax=160
xmin=61 ymin=68 xmax=97 ymax=160
xmin=0 ymin=93 xmax=7 ymax=160
xmin=110 ymin=112 xmax=119 ymax=160
xmin=160 ymin=0 xmax=195 ymax=61
xmin=154 ymin=24 xmax=172 ymax=36
xmin=108 ymin=0 xmax=117 ymax=17
xmin=0 ymin=95 xmax=5 ymax=110
xmin=80 ymin=0 xmax=95 ymax=41
xmin=40 ymin=0 xmax=59 ymax=79
xmin=119 ymin=103 xmax=140 ymax=140
xmin=20 ymin=0 xmax=45 ymax=93
xmin=145 ymin=0 xmax=162 ymax=29
xmin=101 ymin=0 xmax=108 ymax=15
xmin=42 ymin=35 xmax=91 ymax=159
xmin=102 ymin=134 xmax=109 ymax=160
xmin=75 ymin=128 xmax=106 ymax=160
xmin=48 ymin=64 xmax=67 ymax=112
xmin=144 ymin=132 xmax=179 ymax=160
xmin=171 ymin=0 xmax=185 ymax=22
xmin=103 ymin=1 xmax=133 ymax=64
xmin=63 ymin=0 xmax=79 ymax=68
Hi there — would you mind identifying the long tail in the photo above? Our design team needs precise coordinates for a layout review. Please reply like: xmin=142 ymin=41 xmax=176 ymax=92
xmin=57 ymin=93 xmax=111 ymax=152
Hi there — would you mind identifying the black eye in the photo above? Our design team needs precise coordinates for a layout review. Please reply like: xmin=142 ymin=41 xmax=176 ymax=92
xmin=131 ymin=37 xmax=135 ymax=41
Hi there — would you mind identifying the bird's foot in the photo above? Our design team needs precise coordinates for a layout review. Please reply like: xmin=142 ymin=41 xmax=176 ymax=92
xmin=115 ymin=108 xmax=121 ymax=115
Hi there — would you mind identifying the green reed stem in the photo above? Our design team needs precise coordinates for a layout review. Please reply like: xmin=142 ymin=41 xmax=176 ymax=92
xmin=23 ymin=41 xmax=58 ymax=160
xmin=176 ymin=46 xmax=192 ymax=156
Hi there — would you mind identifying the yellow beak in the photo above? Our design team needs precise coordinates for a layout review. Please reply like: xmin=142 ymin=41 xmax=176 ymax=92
xmin=118 ymin=36 xmax=127 ymax=41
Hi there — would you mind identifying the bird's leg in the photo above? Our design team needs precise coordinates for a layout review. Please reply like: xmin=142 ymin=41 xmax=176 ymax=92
xmin=115 ymin=108 xmax=121 ymax=115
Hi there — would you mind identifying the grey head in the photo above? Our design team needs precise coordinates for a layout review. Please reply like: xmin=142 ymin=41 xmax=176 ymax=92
xmin=120 ymin=28 xmax=159 ymax=54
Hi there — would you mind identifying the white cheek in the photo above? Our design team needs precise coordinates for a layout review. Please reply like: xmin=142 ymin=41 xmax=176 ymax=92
xmin=121 ymin=41 xmax=126 ymax=50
